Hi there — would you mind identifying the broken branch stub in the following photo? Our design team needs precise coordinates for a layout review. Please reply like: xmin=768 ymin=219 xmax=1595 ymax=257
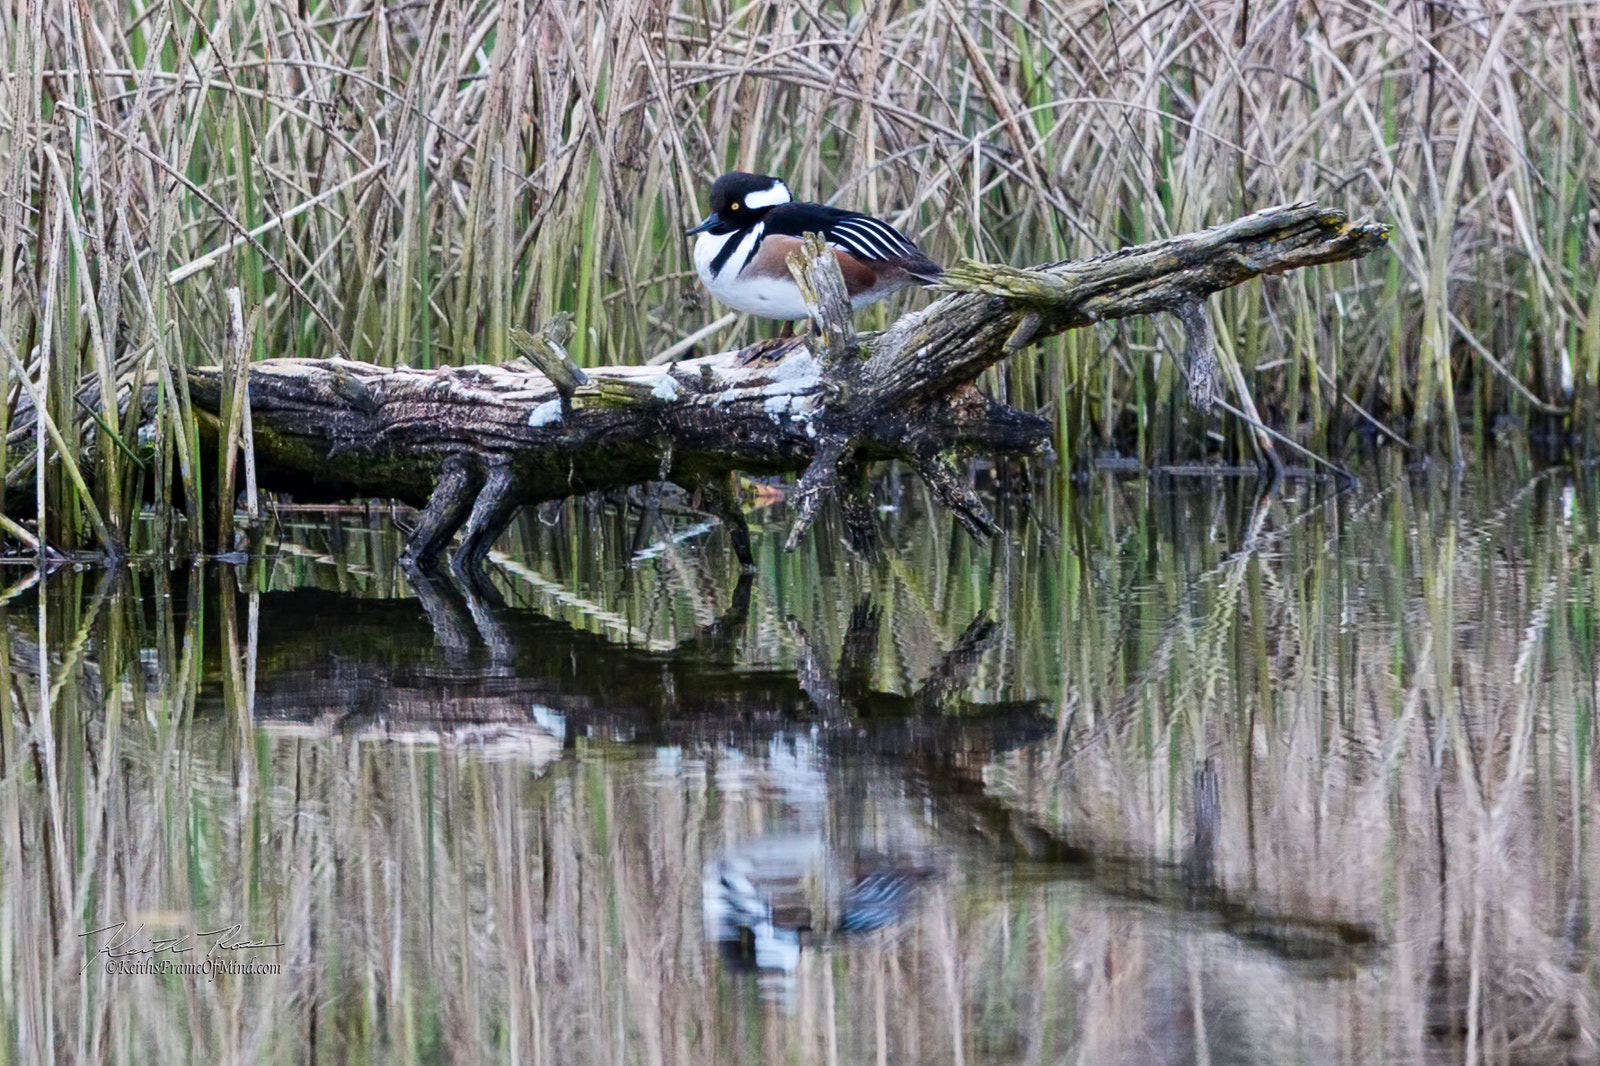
xmin=777 ymin=232 xmax=880 ymax=552
xmin=1175 ymin=299 xmax=1218 ymax=412
xmin=509 ymin=314 xmax=587 ymax=398
xmin=786 ymin=231 xmax=859 ymax=370
xmin=170 ymin=202 xmax=1386 ymax=569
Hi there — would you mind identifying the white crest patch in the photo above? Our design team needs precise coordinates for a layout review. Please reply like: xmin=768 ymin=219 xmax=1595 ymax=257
xmin=743 ymin=181 xmax=792 ymax=210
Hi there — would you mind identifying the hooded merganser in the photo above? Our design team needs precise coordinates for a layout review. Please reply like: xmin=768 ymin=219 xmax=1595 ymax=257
xmin=703 ymin=836 xmax=935 ymax=975
xmin=686 ymin=171 xmax=942 ymax=324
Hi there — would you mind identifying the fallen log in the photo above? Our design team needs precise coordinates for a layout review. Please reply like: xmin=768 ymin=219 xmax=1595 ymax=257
xmin=181 ymin=202 xmax=1387 ymax=568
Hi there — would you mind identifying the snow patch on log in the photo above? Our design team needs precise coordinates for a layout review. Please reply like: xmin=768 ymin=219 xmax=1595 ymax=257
xmin=528 ymin=399 xmax=564 ymax=427
xmin=764 ymin=393 xmax=819 ymax=423
xmin=717 ymin=349 xmax=822 ymax=415
xmin=769 ymin=348 xmax=820 ymax=385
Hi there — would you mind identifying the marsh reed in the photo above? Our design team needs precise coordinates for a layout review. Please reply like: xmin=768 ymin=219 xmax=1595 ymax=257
xmin=2 ymin=0 xmax=1597 ymax=553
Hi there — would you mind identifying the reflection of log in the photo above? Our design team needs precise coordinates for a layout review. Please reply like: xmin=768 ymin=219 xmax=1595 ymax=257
xmin=204 ymin=569 xmax=1377 ymax=971
xmin=209 ymin=576 xmax=1054 ymax=758
xmin=175 ymin=205 xmax=1386 ymax=566
xmin=907 ymin=753 xmax=1380 ymax=973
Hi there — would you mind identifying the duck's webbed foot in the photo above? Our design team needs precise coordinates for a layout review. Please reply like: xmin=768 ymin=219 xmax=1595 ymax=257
xmin=737 ymin=329 xmax=807 ymax=365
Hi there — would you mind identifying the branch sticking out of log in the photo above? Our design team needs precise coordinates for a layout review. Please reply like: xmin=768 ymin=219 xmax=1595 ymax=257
xmin=787 ymin=231 xmax=859 ymax=370
xmin=1176 ymin=299 xmax=1217 ymax=412
xmin=174 ymin=202 xmax=1387 ymax=569
xmin=784 ymin=438 xmax=848 ymax=553
xmin=510 ymin=314 xmax=587 ymax=399
xmin=779 ymin=233 xmax=875 ymax=551
xmin=909 ymin=448 xmax=1001 ymax=539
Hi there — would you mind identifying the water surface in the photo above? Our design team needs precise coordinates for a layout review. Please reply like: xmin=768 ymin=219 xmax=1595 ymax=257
xmin=2 ymin=457 xmax=1596 ymax=1064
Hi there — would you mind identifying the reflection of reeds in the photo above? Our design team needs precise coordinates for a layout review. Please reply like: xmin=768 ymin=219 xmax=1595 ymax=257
xmin=4 ymin=0 xmax=1598 ymax=553
xmin=1 ymin=462 xmax=1597 ymax=1061
xmin=1036 ymin=465 xmax=1599 ymax=1059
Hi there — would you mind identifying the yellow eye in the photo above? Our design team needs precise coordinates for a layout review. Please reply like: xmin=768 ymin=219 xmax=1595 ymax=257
xmin=730 ymin=203 xmax=740 ymax=210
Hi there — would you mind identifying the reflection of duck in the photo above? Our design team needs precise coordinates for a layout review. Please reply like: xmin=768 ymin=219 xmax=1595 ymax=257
xmin=703 ymin=837 xmax=935 ymax=974
xmin=837 ymin=871 xmax=934 ymax=933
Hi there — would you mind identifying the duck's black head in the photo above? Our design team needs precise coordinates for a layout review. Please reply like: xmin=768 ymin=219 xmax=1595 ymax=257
xmin=686 ymin=172 xmax=792 ymax=236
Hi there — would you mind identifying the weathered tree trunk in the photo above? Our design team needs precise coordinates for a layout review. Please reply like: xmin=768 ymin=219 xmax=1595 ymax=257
xmin=180 ymin=203 xmax=1387 ymax=567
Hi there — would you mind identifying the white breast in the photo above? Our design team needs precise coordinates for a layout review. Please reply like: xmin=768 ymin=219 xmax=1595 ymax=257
xmin=693 ymin=225 xmax=814 ymax=321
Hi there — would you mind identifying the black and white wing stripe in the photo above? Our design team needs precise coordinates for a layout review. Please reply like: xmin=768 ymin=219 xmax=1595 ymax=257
xmin=825 ymin=214 xmax=924 ymax=262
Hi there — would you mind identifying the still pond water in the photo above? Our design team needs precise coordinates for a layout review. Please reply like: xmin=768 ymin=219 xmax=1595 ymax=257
xmin=2 ymin=455 xmax=1597 ymax=1064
